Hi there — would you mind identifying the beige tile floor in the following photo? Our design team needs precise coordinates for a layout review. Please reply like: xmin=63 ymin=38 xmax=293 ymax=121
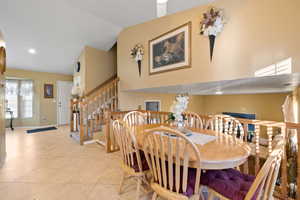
xmin=0 ymin=126 xmax=152 ymax=200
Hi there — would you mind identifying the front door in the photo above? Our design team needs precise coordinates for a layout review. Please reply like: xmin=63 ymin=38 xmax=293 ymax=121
xmin=57 ymin=81 xmax=73 ymax=125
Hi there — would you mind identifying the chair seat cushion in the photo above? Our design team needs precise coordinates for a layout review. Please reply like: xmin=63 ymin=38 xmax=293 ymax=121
xmin=200 ymin=169 xmax=257 ymax=200
xmin=131 ymin=150 xmax=150 ymax=172
xmin=154 ymin=166 xmax=198 ymax=198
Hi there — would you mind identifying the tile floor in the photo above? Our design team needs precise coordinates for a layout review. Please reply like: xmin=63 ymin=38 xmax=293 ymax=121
xmin=0 ymin=126 xmax=151 ymax=200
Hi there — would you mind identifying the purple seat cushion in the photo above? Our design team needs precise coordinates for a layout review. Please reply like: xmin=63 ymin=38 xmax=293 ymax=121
xmin=200 ymin=169 xmax=258 ymax=200
xmin=153 ymin=165 xmax=198 ymax=198
xmin=131 ymin=150 xmax=150 ymax=172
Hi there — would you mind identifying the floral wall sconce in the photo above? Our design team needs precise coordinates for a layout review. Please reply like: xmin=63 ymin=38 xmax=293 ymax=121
xmin=130 ymin=44 xmax=144 ymax=77
xmin=200 ymin=7 xmax=226 ymax=61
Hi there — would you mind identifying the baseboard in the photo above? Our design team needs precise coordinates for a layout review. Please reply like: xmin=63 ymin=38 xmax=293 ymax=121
xmin=83 ymin=139 xmax=98 ymax=145
xmin=83 ymin=139 xmax=106 ymax=147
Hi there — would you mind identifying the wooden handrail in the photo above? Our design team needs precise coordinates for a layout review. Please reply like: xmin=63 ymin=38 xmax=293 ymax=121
xmin=70 ymin=75 xmax=119 ymax=146
xmin=85 ymin=74 xmax=118 ymax=97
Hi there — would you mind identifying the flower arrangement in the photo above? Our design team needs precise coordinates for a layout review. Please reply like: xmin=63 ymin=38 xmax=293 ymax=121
xmin=168 ymin=94 xmax=189 ymax=126
xmin=200 ymin=7 xmax=225 ymax=37
xmin=200 ymin=7 xmax=226 ymax=61
xmin=130 ymin=44 xmax=144 ymax=77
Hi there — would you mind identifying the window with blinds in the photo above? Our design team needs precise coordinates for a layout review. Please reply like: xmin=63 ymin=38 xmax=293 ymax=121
xmin=5 ymin=80 xmax=18 ymax=118
xmin=5 ymin=79 xmax=33 ymax=119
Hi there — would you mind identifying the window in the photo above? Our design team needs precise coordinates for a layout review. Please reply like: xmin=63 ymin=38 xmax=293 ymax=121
xmin=145 ymin=100 xmax=161 ymax=111
xmin=5 ymin=79 xmax=33 ymax=119
xmin=20 ymin=80 xmax=33 ymax=118
xmin=157 ymin=0 xmax=168 ymax=18
xmin=5 ymin=80 xmax=18 ymax=118
xmin=255 ymin=57 xmax=292 ymax=77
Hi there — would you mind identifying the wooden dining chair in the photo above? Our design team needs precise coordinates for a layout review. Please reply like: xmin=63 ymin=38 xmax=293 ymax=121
xmin=143 ymin=126 xmax=203 ymax=200
xmin=183 ymin=112 xmax=204 ymax=129
xmin=112 ymin=120 xmax=149 ymax=200
xmin=225 ymin=117 xmax=245 ymax=140
xmin=209 ymin=114 xmax=228 ymax=133
xmin=123 ymin=111 xmax=146 ymax=127
xmin=202 ymin=140 xmax=284 ymax=200
xmin=210 ymin=115 xmax=244 ymax=138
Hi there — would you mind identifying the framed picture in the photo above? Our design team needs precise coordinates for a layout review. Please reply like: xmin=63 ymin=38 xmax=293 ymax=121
xmin=149 ymin=22 xmax=191 ymax=75
xmin=44 ymin=84 xmax=54 ymax=98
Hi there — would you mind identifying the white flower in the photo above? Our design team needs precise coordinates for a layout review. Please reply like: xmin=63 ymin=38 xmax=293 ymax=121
xmin=170 ymin=95 xmax=189 ymax=122
xmin=200 ymin=8 xmax=225 ymax=37
xmin=215 ymin=17 xmax=222 ymax=26
xmin=131 ymin=44 xmax=144 ymax=62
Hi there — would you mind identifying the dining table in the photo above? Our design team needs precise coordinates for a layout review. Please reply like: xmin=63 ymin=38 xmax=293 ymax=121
xmin=134 ymin=124 xmax=251 ymax=170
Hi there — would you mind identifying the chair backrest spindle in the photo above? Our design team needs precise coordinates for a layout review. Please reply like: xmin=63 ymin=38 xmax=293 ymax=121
xmin=143 ymin=126 xmax=202 ymax=198
xmin=245 ymin=140 xmax=284 ymax=200
xmin=112 ymin=120 xmax=143 ymax=172
xmin=184 ymin=112 xmax=204 ymax=129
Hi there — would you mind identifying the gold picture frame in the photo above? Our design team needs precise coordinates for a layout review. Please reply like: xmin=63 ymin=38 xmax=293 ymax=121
xmin=149 ymin=22 xmax=192 ymax=75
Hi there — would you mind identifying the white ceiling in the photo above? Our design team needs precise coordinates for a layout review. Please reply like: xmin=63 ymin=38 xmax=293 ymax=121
xmin=128 ymin=73 xmax=300 ymax=95
xmin=0 ymin=0 xmax=213 ymax=75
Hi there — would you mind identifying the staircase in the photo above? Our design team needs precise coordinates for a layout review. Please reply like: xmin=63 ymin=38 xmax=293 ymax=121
xmin=70 ymin=75 xmax=119 ymax=145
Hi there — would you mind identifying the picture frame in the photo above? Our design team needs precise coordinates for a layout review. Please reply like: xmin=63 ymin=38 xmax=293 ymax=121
xmin=44 ymin=84 xmax=54 ymax=98
xmin=149 ymin=22 xmax=191 ymax=75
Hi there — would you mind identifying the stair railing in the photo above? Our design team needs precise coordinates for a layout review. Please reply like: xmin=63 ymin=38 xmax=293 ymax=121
xmin=70 ymin=75 xmax=119 ymax=145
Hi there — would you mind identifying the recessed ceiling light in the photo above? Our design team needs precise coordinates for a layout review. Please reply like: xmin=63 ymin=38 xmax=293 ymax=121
xmin=28 ymin=48 xmax=36 ymax=54
xmin=216 ymin=91 xmax=223 ymax=95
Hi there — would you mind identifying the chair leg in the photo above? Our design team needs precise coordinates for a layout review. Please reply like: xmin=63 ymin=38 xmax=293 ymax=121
xmin=119 ymin=172 xmax=126 ymax=195
xmin=136 ymin=178 xmax=142 ymax=200
xmin=151 ymin=192 xmax=157 ymax=200
xmin=208 ymin=192 xmax=214 ymax=200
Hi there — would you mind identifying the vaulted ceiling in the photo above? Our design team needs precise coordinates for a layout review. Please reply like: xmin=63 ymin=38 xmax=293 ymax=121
xmin=0 ymin=0 xmax=213 ymax=74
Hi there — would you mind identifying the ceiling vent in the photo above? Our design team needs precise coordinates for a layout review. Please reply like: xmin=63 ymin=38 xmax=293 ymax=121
xmin=157 ymin=0 xmax=168 ymax=18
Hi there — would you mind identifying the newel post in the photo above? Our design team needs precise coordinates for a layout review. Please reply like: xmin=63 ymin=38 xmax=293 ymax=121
xmin=104 ymin=110 xmax=112 ymax=153
xmin=297 ymin=127 xmax=300 ymax=199
xmin=79 ymin=101 xmax=85 ymax=145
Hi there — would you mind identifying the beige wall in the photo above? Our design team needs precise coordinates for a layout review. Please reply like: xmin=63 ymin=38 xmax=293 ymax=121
xmin=202 ymin=93 xmax=288 ymax=121
xmin=120 ymin=92 xmax=288 ymax=122
xmin=74 ymin=45 xmax=117 ymax=95
xmin=5 ymin=68 xmax=73 ymax=127
xmin=0 ymin=31 xmax=6 ymax=164
xmin=119 ymin=92 xmax=204 ymax=113
xmin=85 ymin=45 xmax=117 ymax=93
xmin=118 ymin=0 xmax=300 ymax=91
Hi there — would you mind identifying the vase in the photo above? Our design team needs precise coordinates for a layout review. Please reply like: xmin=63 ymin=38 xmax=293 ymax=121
xmin=174 ymin=119 xmax=185 ymax=131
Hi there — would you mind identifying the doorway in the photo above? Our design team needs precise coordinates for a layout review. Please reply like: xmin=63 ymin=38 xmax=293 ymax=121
xmin=57 ymin=81 xmax=73 ymax=126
